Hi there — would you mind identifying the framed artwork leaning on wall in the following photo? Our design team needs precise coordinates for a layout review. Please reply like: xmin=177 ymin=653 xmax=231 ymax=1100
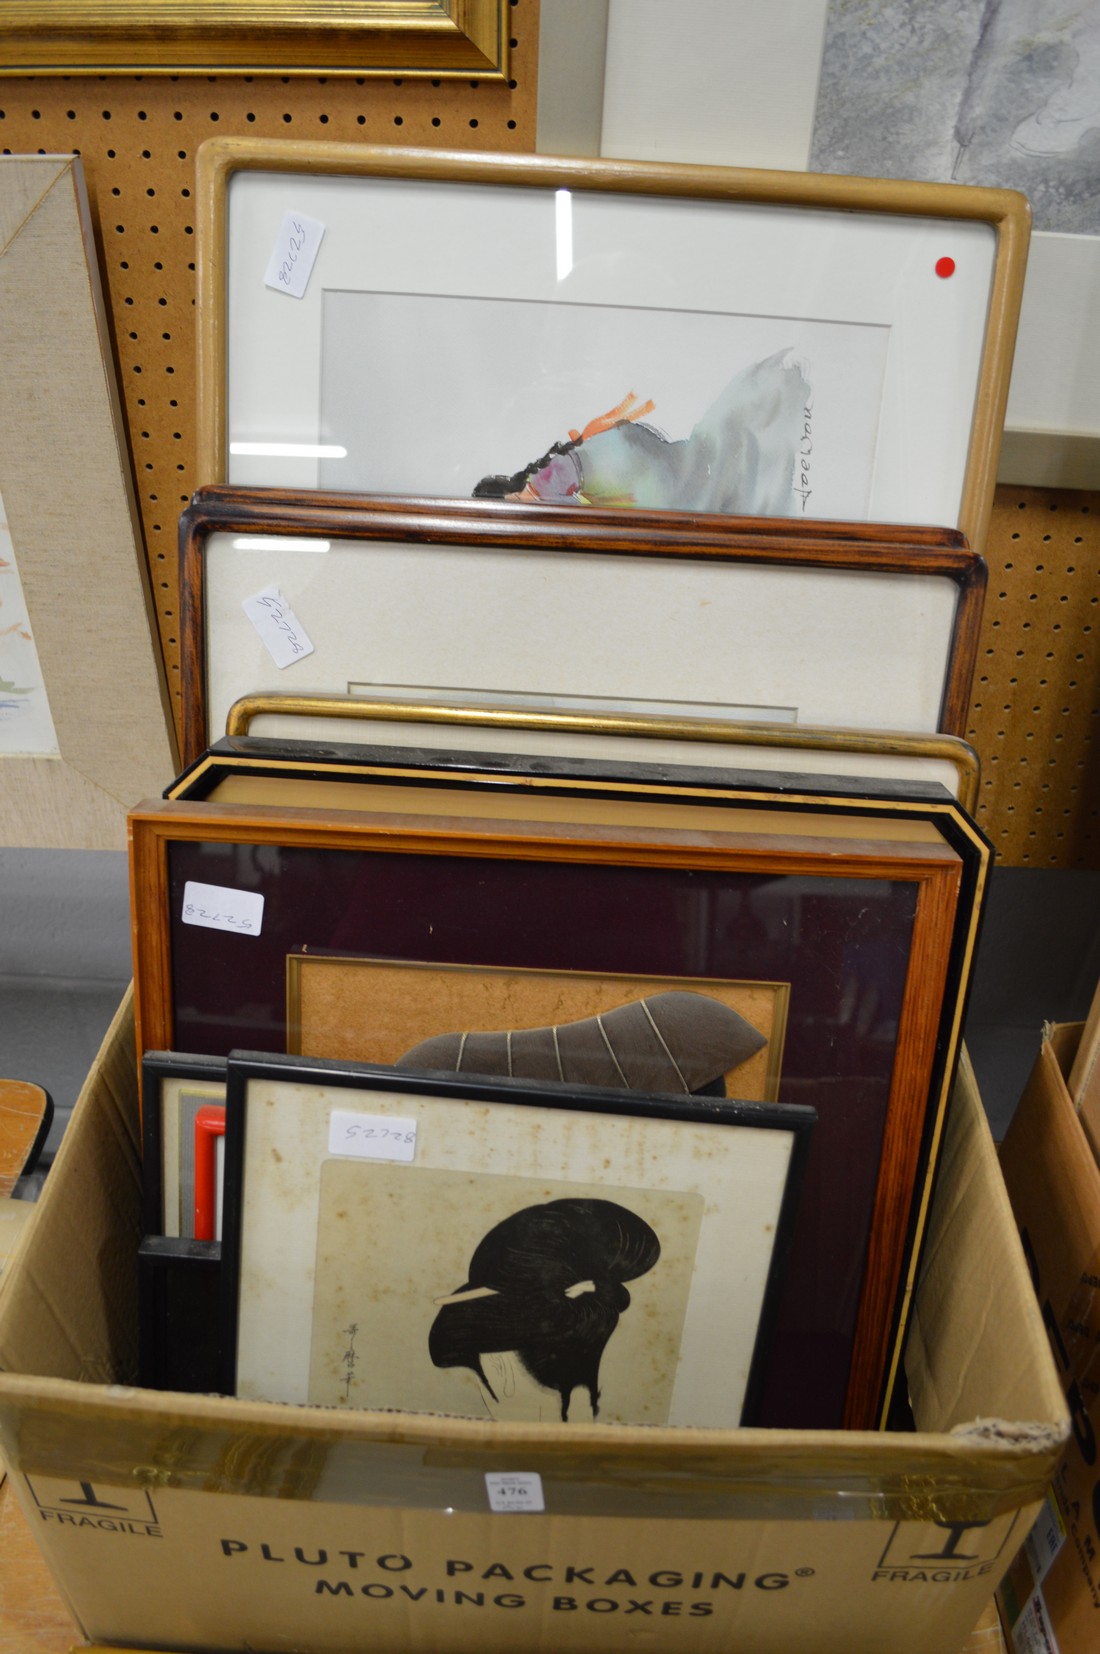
xmin=178 ymin=487 xmax=987 ymax=760
xmin=197 ymin=139 xmax=1029 ymax=555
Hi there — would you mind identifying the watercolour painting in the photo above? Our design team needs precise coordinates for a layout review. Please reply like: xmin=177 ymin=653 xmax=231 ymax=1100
xmin=319 ymin=292 xmax=888 ymax=519
xmin=0 ymin=487 xmax=58 ymax=758
xmin=812 ymin=0 xmax=1100 ymax=234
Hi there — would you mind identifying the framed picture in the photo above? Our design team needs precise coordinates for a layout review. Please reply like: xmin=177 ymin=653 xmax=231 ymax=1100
xmin=285 ymin=954 xmax=790 ymax=1103
xmin=196 ymin=139 xmax=1028 ymax=554
xmin=220 ymin=1052 xmax=816 ymax=1428
xmin=177 ymin=706 xmax=983 ymax=816
xmin=141 ymin=1052 xmax=227 ymax=1239
xmin=128 ymin=765 xmax=990 ymax=1431
xmin=178 ymin=487 xmax=986 ymax=761
xmin=0 ymin=156 xmax=177 ymax=849
xmin=0 ymin=2 xmax=509 ymax=77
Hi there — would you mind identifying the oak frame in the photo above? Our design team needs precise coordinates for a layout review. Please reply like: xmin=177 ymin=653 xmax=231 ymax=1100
xmin=0 ymin=2 xmax=509 ymax=77
xmin=196 ymin=139 xmax=1029 ymax=556
xmin=178 ymin=486 xmax=987 ymax=763
xmin=128 ymin=773 xmax=989 ymax=1432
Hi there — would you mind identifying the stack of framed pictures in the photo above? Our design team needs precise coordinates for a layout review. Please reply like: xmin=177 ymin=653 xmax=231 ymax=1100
xmin=129 ymin=751 xmax=990 ymax=1431
xmin=130 ymin=138 xmax=1017 ymax=1435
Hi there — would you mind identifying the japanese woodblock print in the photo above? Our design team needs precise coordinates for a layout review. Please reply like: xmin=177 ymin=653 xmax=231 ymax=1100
xmin=231 ymin=1066 xmax=812 ymax=1428
xmin=286 ymin=956 xmax=789 ymax=1103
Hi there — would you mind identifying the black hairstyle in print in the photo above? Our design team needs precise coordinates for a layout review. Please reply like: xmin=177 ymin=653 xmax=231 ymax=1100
xmin=429 ymin=1197 xmax=660 ymax=1422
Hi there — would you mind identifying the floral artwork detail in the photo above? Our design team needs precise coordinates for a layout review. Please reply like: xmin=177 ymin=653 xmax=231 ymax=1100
xmin=0 ymin=492 xmax=60 ymax=757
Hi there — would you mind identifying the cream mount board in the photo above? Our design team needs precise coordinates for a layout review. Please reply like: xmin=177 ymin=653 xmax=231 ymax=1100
xmin=0 ymin=155 xmax=177 ymax=849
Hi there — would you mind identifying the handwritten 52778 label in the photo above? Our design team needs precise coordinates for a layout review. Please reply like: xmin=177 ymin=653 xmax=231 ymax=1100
xmin=263 ymin=210 xmax=325 ymax=298
xmin=328 ymin=1109 xmax=417 ymax=1163
xmin=181 ymin=881 xmax=264 ymax=937
xmin=242 ymin=586 xmax=314 ymax=669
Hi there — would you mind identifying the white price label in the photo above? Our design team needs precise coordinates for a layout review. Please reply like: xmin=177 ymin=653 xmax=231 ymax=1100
xmin=181 ymin=881 xmax=264 ymax=937
xmin=1023 ymin=1494 xmax=1065 ymax=1587
xmin=485 ymin=1473 xmax=545 ymax=1514
xmin=264 ymin=210 xmax=325 ymax=298
xmin=328 ymin=1109 xmax=417 ymax=1163
xmin=242 ymin=586 xmax=314 ymax=669
xmin=1010 ymin=1590 xmax=1061 ymax=1654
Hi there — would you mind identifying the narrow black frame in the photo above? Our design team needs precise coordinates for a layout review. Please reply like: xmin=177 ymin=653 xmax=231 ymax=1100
xmin=141 ymin=1051 xmax=228 ymax=1238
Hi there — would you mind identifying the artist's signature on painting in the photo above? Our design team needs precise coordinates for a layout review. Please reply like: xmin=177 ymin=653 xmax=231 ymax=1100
xmin=340 ymin=1322 xmax=360 ymax=1401
xmin=794 ymin=402 xmax=813 ymax=513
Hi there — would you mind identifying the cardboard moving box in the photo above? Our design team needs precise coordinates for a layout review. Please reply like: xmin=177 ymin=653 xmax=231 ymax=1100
xmin=997 ymin=1022 xmax=1100 ymax=1654
xmin=0 ymin=995 xmax=1068 ymax=1654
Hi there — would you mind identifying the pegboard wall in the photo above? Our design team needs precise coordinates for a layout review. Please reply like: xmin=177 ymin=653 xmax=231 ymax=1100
xmin=970 ymin=484 xmax=1098 ymax=869
xmin=0 ymin=1 xmax=1097 ymax=870
xmin=0 ymin=0 xmax=537 ymax=740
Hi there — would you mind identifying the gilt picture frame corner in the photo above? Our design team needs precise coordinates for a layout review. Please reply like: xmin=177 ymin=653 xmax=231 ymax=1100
xmin=0 ymin=2 xmax=510 ymax=79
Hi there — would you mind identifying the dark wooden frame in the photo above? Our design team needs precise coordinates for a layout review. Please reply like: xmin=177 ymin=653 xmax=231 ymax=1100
xmin=178 ymin=486 xmax=987 ymax=764
xmin=220 ymin=1051 xmax=816 ymax=1424
xmin=128 ymin=771 xmax=990 ymax=1432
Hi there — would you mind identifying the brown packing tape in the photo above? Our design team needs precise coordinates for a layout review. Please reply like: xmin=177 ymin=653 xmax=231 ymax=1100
xmin=0 ymin=1385 xmax=1064 ymax=1524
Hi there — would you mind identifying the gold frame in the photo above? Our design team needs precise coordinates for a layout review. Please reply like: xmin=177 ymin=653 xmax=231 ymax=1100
xmin=0 ymin=1 xmax=509 ymax=77
xmin=197 ymin=138 xmax=1030 ymax=558
xmin=221 ymin=691 xmax=982 ymax=815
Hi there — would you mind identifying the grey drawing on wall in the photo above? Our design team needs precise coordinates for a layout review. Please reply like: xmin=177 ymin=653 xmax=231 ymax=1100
xmin=811 ymin=0 xmax=1100 ymax=233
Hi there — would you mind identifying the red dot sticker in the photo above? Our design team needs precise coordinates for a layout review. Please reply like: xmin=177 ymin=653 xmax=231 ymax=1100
xmin=935 ymin=256 xmax=956 ymax=279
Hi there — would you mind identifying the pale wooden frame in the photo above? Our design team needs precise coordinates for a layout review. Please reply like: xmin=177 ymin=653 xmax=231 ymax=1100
xmin=0 ymin=2 xmax=509 ymax=77
xmin=0 ymin=156 xmax=177 ymax=849
xmin=197 ymin=137 xmax=1030 ymax=558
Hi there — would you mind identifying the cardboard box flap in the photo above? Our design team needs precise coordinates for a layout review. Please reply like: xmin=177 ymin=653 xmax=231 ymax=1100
xmin=0 ymin=1019 xmax=1068 ymax=1528
xmin=996 ymin=1021 xmax=1099 ymax=1654
xmin=1000 ymin=1033 xmax=1100 ymax=1331
xmin=903 ymin=1050 xmax=1067 ymax=1443
xmin=0 ymin=989 xmax=140 ymax=1383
